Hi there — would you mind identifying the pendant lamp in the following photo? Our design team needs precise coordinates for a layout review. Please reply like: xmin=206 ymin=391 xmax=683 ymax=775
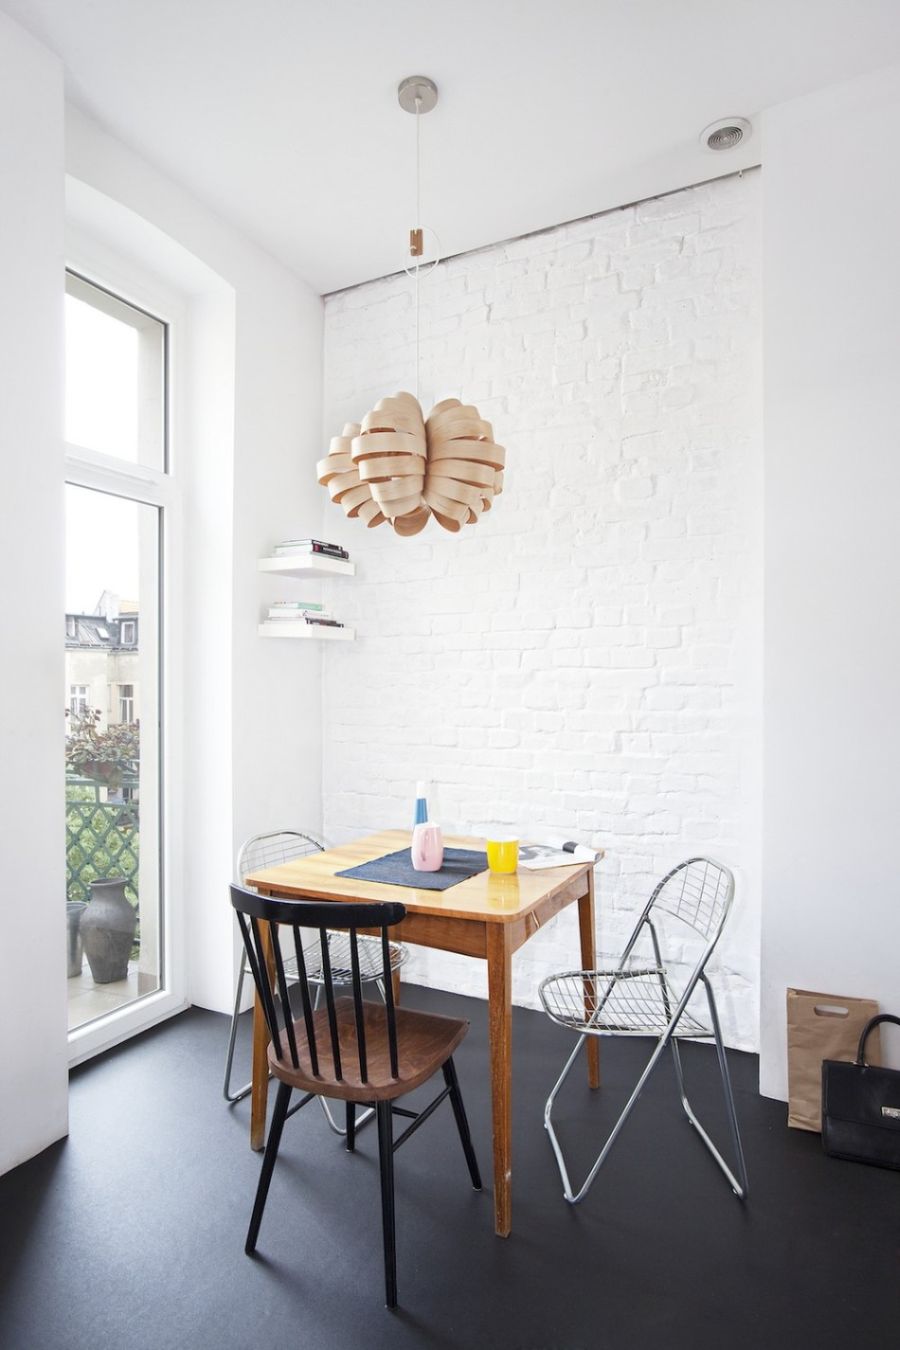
xmin=318 ymin=77 xmax=505 ymax=537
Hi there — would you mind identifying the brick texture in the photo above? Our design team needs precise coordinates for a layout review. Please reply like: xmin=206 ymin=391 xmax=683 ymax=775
xmin=320 ymin=171 xmax=762 ymax=1049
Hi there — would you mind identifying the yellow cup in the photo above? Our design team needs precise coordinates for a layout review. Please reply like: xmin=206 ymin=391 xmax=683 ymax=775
xmin=486 ymin=838 xmax=519 ymax=874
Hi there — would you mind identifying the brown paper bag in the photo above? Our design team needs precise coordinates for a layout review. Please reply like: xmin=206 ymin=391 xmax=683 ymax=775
xmin=787 ymin=988 xmax=881 ymax=1131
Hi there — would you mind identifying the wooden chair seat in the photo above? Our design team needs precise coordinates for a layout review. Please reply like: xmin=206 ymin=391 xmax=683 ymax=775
xmin=269 ymin=998 xmax=469 ymax=1102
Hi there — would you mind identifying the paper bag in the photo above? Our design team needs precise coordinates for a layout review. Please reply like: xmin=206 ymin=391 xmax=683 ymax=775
xmin=787 ymin=988 xmax=881 ymax=1132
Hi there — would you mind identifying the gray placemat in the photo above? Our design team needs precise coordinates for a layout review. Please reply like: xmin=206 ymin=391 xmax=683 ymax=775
xmin=336 ymin=846 xmax=488 ymax=891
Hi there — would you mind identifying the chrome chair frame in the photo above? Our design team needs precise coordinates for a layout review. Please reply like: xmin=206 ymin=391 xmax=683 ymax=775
xmin=539 ymin=857 xmax=748 ymax=1205
xmin=223 ymin=829 xmax=408 ymax=1139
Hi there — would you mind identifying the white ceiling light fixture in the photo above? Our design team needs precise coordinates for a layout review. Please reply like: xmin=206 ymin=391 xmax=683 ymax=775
xmin=317 ymin=76 xmax=506 ymax=538
xmin=699 ymin=116 xmax=752 ymax=151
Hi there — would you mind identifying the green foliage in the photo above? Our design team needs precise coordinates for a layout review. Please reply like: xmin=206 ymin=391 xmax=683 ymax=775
xmin=65 ymin=707 xmax=140 ymax=788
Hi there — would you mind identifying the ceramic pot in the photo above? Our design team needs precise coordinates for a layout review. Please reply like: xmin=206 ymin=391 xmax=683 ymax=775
xmin=81 ymin=878 xmax=136 ymax=983
xmin=66 ymin=901 xmax=87 ymax=978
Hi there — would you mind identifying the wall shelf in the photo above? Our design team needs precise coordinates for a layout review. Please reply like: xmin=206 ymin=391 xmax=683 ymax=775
xmin=258 ymin=621 xmax=355 ymax=641
xmin=258 ymin=554 xmax=355 ymax=578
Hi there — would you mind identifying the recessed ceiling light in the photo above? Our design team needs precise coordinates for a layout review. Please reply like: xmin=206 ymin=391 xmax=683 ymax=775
xmin=700 ymin=117 xmax=752 ymax=152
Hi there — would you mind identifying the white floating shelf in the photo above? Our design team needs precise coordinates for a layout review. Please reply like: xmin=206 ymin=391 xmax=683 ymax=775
xmin=258 ymin=622 xmax=355 ymax=641
xmin=258 ymin=554 xmax=355 ymax=578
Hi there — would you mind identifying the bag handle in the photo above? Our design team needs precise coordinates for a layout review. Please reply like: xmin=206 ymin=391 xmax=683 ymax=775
xmin=856 ymin=1013 xmax=900 ymax=1065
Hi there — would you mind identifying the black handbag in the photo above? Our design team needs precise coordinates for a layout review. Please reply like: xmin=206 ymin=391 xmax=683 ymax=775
xmin=821 ymin=1014 xmax=900 ymax=1170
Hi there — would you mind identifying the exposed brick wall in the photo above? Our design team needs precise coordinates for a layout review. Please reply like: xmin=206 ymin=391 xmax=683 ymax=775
xmin=320 ymin=170 xmax=762 ymax=1048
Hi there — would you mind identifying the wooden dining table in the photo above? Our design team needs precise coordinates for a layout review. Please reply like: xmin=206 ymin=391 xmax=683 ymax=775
xmin=244 ymin=829 xmax=603 ymax=1237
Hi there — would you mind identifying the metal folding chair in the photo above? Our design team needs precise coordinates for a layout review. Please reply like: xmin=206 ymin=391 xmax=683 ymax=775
xmin=223 ymin=830 xmax=408 ymax=1139
xmin=539 ymin=857 xmax=748 ymax=1204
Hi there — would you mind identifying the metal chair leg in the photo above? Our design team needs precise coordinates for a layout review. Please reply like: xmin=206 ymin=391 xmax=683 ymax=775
xmin=245 ymin=1080 xmax=292 ymax=1253
xmin=703 ymin=977 xmax=749 ymax=1197
xmin=223 ymin=961 xmax=254 ymax=1104
xmin=376 ymin=1100 xmax=398 ymax=1309
xmin=346 ymin=1102 xmax=357 ymax=1152
xmin=442 ymin=1056 xmax=482 ymax=1189
xmin=544 ymin=1031 xmax=673 ymax=1204
xmin=667 ymin=992 xmax=747 ymax=1198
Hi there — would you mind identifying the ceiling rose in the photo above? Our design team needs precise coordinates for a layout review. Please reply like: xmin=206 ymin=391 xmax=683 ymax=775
xmin=318 ymin=78 xmax=506 ymax=536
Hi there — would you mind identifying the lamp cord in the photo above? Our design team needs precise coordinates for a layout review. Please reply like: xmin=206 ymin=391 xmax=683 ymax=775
xmin=414 ymin=94 xmax=421 ymax=402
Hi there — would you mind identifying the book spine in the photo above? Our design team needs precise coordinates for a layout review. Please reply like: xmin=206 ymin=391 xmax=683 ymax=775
xmin=274 ymin=542 xmax=349 ymax=558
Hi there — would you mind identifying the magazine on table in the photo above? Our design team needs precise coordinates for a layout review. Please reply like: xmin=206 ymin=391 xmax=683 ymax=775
xmin=518 ymin=841 xmax=601 ymax=870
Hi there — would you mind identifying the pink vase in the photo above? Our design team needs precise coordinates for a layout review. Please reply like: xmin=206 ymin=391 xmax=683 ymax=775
xmin=411 ymin=822 xmax=444 ymax=871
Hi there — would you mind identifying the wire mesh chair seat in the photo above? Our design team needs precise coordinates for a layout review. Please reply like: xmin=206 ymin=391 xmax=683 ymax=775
xmin=540 ymin=957 xmax=714 ymax=1040
xmin=229 ymin=884 xmax=482 ymax=1307
xmin=223 ymin=830 xmax=408 ymax=1133
xmin=305 ymin=931 xmax=407 ymax=985
xmin=539 ymin=858 xmax=748 ymax=1207
xmin=266 ymin=931 xmax=407 ymax=991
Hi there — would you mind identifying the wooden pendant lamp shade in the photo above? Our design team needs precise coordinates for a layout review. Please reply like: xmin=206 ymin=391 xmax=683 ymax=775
xmin=317 ymin=392 xmax=505 ymax=536
xmin=317 ymin=81 xmax=506 ymax=537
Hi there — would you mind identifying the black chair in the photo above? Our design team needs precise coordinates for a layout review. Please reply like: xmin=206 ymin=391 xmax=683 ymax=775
xmin=230 ymin=883 xmax=482 ymax=1308
xmin=224 ymin=830 xmax=407 ymax=1123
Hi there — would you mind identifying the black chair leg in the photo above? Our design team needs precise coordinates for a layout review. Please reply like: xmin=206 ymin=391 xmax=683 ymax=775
xmin=442 ymin=1057 xmax=482 ymax=1189
xmin=245 ymin=1080 xmax=292 ymax=1255
xmin=346 ymin=1102 xmax=357 ymax=1152
xmin=376 ymin=1100 xmax=398 ymax=1309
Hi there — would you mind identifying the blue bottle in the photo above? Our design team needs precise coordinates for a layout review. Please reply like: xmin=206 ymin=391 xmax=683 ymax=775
xmin=413 ymin=780 xmax=429 ymax=827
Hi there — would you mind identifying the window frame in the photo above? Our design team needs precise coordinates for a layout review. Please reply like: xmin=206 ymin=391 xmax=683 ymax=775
xmin=69 ymin=684 xmax=89 ymax=717
xmin=118 ymin=683 xmax=135 ymax=724
xmin=64 ymin=238 xmax=188 ymax=1068
xmin=65 ymin=269 xmax=169 ymax=475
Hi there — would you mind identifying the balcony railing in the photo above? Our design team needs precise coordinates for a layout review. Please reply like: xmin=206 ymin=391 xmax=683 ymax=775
xmin=66 ymin=775 xmax=140 ymax=907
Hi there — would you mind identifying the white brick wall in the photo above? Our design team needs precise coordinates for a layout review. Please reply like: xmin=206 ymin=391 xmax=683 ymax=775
xmin=321 ymin=171 xmax=762 ymax=1050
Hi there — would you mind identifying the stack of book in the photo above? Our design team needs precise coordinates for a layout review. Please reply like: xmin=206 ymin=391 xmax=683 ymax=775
xmin=273 ymin=538 xmax=350 ymax=560
xmin=266 ymin=600 xmax=344 ymax=630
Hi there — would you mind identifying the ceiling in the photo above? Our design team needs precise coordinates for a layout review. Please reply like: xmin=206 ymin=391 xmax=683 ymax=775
xmin=4 ymin=0 xmax=900 ymax=293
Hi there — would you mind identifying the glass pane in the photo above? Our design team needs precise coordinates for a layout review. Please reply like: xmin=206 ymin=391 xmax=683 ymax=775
xmin=65 ymin=274 xmax=166 ymax=470
xmin=65 ymin=485 xmax=162 ymax=1030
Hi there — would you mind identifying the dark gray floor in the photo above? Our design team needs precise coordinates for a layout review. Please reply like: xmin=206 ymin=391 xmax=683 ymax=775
xmin=1 ymin=985 xmax=898 ymax=1350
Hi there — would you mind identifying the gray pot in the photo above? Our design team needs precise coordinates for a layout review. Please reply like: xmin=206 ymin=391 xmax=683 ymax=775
xmin=81 ymin=878 xmax=137 ymax=984
xmin=66 ymin=901 xmax=87 ymax=978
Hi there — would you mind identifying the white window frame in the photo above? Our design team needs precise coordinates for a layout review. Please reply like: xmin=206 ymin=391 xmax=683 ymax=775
xmin=65 ymin=233 xmax=187 ymax=1067
xmin=120 ymin=619 xmax=136 ymax=645
xmin=69 ymin=684 xmax=89 ymax=717
xmin=118 ymin=683 xmax=135 ymax=724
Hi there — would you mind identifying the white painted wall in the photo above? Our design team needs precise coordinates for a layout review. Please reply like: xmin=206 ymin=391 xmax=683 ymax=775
xmin=760 ymin=63 xmax=900 ymax=1097
xmin=2 ymin=10 xmax=327 ymax=1172
xmin=321 ymin=173 xmax=763 ymax=1049
xmin=0 ymin=13 xmax=68 ymax=1173
xmin=66 ymin=109 xmax=325 ymax=1015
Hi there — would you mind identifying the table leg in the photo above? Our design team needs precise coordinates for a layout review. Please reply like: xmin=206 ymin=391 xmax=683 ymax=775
xmin=249 ymin=921 xmax=273 ymax=1151
xmin=578 ymin=869 xmax=601 ymax=1090
xmin=486 ymin=923 xmax=513 ymax=1237
xmin=391 ymin=966 xmax=401 ymax=1007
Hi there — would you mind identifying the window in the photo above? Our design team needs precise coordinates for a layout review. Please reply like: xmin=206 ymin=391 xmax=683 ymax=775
xmin=66 ymin=616 xmax=77 ymax=639
xmin=69 ymin=685 xmax=89 ymax=717
xmin=65 ymin=264 xmax=174 ymax=1053
xmin=118 ymin=684 xmax=135 ymax=724
xmin=65 ymin=274 xmax=166 ymax=471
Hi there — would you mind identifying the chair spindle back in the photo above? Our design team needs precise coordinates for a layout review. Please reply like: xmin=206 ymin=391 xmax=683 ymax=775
xmin=230 ymin=884 xmax=406 ymax=1084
